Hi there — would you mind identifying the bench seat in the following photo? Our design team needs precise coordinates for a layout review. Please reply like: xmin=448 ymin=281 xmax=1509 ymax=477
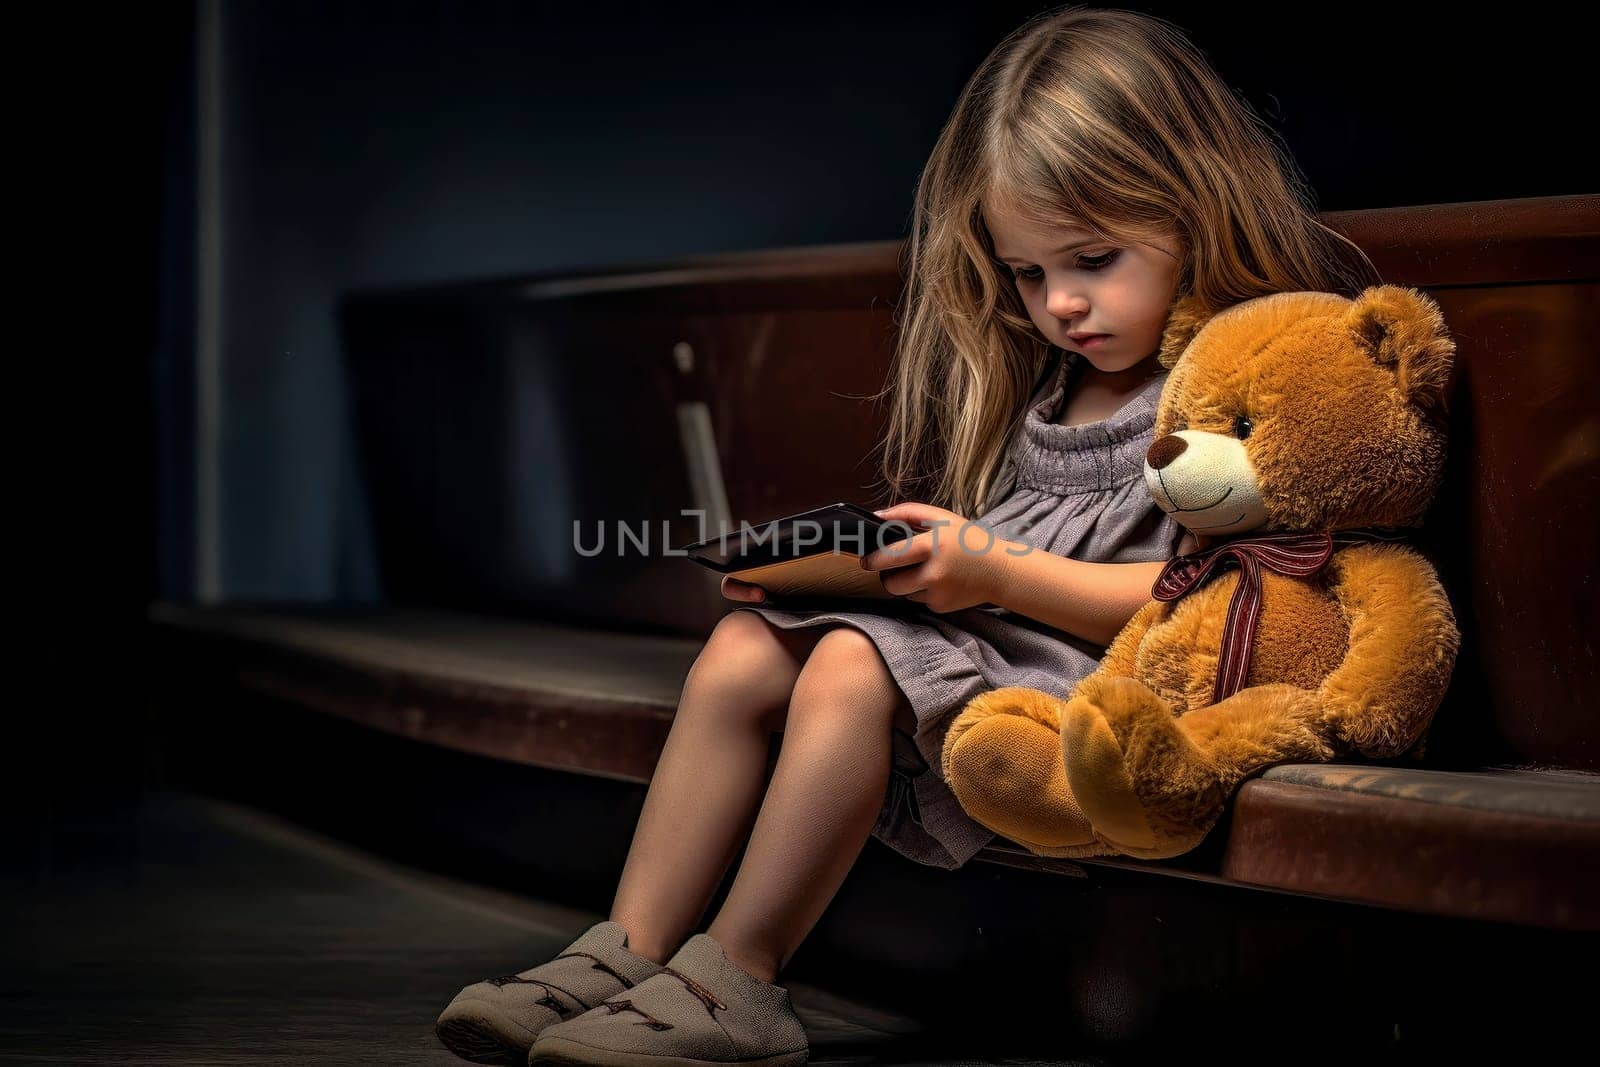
xmin=148 ymin=601 xmax=1600 ymax=931
xmin=147 ymin=601 xmax=693 ymax=785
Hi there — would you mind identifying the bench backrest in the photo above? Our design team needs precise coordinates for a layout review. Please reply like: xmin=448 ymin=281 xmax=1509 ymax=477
xmin=340 ymin=194 xmax=1599 ymax=771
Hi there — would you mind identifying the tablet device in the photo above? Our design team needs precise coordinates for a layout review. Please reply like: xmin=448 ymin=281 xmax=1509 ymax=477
xmin=678 ymin=502 xmax=918 ymax=602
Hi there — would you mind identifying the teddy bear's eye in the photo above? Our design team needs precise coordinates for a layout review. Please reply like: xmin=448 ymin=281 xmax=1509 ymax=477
xmin=1233 ymin=415 xmax=1254 ymax=440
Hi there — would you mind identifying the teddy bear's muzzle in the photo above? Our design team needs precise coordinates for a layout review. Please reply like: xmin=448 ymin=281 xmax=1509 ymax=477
xmin=1144 ymin=430 xmax=1268 ymax=535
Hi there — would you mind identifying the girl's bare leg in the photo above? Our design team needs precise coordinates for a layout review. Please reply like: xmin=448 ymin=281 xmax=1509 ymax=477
xmin=608 ymin=611 xmax=827 ymax=964
xmin=706 ymin=625 xmax=917 ymax=983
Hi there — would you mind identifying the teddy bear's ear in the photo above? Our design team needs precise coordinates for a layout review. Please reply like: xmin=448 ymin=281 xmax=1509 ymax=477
xmin=1156 ymin=292 xmax=1216 ymax=369
xmin=1345 ymin=285 xmax=1456 ymax=421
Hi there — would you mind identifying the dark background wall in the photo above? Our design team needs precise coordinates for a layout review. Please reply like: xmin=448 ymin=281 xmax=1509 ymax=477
xmin=170 ymin=0 xmax=1590 ymax=606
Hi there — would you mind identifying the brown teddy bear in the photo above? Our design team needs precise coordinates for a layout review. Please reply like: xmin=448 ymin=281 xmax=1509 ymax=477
xmin=942 ymin=286 xmax=1462 ymax=860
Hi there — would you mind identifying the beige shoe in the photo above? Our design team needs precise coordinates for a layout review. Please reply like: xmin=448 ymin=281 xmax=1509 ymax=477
xmin=436 ymin=920 xmax=666 ymax=1065
xmin=528 ymin=932 xmax=808 ymax=1066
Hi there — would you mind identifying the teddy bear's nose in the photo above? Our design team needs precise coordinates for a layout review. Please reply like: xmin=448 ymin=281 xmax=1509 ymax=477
xmin=1146 ymin=434 xmax=1187 ymax=470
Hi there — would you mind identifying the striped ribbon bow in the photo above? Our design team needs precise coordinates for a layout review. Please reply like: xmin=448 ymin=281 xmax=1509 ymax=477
xmin=1152 ymin=529 xmax=1405 ymax=705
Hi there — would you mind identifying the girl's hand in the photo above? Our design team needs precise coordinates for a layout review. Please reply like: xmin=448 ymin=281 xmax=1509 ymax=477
xmin=720 ymin=575 xmax=768 ymax=603
xmin=862 ymin=502 xmax=1013 ymax=613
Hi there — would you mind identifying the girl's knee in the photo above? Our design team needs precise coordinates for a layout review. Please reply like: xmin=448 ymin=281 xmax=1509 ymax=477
xmin=705 ymin=608 xmax=777 ymax=648
xmin=683 ymin=611 xmax=810 ymax=731
xmin=790 ymin=627 xmax=903 ymax=726
xmin=702 ymin=611 xmax=817 ymax=670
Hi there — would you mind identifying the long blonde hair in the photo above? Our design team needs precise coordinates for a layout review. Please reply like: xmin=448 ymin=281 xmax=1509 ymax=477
xmin=871 ymin=5 xmax=1380 ymax=516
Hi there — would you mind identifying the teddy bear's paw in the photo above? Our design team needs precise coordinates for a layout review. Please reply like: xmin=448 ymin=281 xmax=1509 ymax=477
xmin=1062 ymin=679 xmax=1225 ymax=853
xmin=943 ymin=711 xmax=1096 ymax=851
xmin=1060 ymin=692 xmax=1159 ymax=851
xmin=1071 ymin=676 xmax=1187 ymax=774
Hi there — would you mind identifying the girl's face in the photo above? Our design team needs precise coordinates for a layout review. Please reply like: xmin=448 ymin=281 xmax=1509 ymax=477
xmin=983 ymin=201 xmax=1184 ymax=373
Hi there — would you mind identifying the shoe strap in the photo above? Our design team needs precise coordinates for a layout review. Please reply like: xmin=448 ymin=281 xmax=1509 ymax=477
xmin=597 ymin=966 xmax=728 ymax=1033
xmin=601 ymin=997 xmax=674 ymax=1031
xmin=557 ymin=950 xmax=638 ymax=988
xmin=661 ymin=965 xmax=727 ymax=1014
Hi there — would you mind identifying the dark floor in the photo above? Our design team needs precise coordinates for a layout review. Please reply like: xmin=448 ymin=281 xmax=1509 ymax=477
xmin=1 ymin=789 xmax=1104 ymax=1065
xmin=7 ymin=734 xmax=1588 ymax=1067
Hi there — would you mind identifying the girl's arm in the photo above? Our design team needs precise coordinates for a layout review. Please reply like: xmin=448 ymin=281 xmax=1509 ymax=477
xmin=989 ymin=546 xmax=1167 ymax=647
xmin=864 ymin=503 xmax=1194 ymax=646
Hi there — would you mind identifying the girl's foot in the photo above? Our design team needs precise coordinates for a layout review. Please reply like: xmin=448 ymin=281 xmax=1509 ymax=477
xmin=436 ymin=919 xmax=666 ymax=1065
xmin=528 ymin=931 xmax=808 ymax=1066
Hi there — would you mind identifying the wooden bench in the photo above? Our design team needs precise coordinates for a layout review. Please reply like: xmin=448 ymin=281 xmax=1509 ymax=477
xmin=148 ymin=194 xmax=1600 ymax=937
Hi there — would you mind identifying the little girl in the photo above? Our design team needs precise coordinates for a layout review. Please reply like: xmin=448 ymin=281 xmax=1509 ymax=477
xmin=438 ymin=6 xmax=1378 ymax=1065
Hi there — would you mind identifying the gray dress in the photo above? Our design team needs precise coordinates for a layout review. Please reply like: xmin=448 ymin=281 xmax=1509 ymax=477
xmin=730 ymin=349 xmax=1185 ymax=869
